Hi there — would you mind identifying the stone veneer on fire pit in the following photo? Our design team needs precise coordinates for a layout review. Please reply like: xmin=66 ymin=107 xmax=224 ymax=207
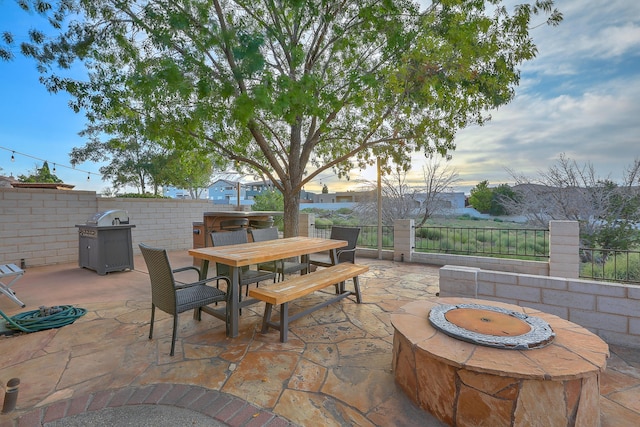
xmin=391 ymin=297 xmax=609 ymax=427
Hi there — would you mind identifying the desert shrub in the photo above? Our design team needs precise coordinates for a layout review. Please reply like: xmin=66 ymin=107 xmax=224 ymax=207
xmin=314 ymin=218 xmax=333 ymax=229
xmin=118 ymin=193 xmax=168 ymax=198
xmin=335 ymin=208 xmax=353 ymax=215
xmin=583 ymin=253 xmax=640 ymax=282
xmin=416 ymin=227 xmax=443 ymax=240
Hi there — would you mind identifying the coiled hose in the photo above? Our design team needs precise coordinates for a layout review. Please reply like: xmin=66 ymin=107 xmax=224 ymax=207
xmin=1 ymin=305 xmax=86 ymax=333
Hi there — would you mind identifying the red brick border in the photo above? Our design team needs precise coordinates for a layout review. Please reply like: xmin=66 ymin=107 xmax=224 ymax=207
xmin=4 ymin=384 xmax=294 ymax=427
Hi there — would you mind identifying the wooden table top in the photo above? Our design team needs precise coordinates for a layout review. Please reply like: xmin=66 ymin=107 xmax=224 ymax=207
xmin=189 ymin=236 xmax=346 ymax=267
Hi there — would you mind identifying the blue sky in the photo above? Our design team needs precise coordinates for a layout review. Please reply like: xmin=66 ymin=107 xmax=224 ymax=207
xmin=1 ymin=0 xmax=639 ymax=194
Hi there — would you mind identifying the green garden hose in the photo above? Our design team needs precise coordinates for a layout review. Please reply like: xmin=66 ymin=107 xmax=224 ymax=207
xmin=1 ymin=305 xmax=86 ymax=333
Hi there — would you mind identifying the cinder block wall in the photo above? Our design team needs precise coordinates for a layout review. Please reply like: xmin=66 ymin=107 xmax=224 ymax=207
xmin=1 ymin=188 xmax=99 ymax=266
xmin=0 ymin=188 xmax=214 ymax=267
xmin=96 ymin=197 xmax=213 ymax=253
xmin=439 ymin=265 xmax=640 ymax=349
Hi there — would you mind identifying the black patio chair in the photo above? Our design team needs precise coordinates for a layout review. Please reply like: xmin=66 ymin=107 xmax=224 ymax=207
xmin=210 ymin=229 xmax=276 ymax=297
xmin=249 ymin=227 xmax=308 ymax=281
xmin=309 ymin=226 xmax=360 ymax=268
xmin=139 ymin=243 xmax=230 ymax=356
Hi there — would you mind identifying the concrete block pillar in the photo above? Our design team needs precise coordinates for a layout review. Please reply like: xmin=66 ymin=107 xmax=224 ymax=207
xmin=393 ymin=219 xmax=414 ymax=262
xmin=549 ymin=220 xmax=580 ymax=278
xmin=298 ymin=213 xmax=314 ymax=237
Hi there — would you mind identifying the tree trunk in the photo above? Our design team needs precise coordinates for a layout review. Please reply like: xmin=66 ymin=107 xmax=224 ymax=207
xmin=282 ymin=189 xmax=301 ymax=238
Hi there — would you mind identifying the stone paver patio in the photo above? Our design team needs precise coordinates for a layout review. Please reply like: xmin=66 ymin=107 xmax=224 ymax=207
xmin=0 ymin=252 xmax=639 ymax=426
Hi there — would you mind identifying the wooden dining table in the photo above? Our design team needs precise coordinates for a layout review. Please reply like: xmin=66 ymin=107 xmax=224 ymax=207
xmin=188 ymin=236 xmax=347 ymax=337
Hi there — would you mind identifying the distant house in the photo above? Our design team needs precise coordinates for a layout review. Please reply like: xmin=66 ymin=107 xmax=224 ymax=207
xmin=207 ymin=179 xmax=245 ymax=204
xmin=313 ymin=190 xmax=374 ymax=204
xmin=414 ymin=192 xmax=466 ymax=211
xmin=162 ymin=186 xmax=208 ymax=199
xmin=0 ymin=175 xmax=17 ymax=188
xmin=165 ymin=178 xmax=314 ymax=205
xmin=243 ymin=179 xmax=274 ymax=200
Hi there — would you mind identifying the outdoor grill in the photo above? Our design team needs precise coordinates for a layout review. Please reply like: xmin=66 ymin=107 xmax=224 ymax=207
xmin=76 ymin=210 xmax=136 ymax=275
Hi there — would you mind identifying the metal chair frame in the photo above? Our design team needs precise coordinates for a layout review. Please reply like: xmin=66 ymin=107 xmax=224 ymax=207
xmin=249 ymin=227 xmax=309 ymax=281
xmin=210 ymin=230 xmax=276 ymax=297
xmin=139 ymin=243 xmax=230 ymax=356
xmin=309 ymin=226 xmax=360 ymax=267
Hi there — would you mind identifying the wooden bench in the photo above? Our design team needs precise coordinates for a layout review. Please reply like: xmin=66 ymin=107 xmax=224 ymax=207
xmin=249 ymin=263 xmax=368 ymax=342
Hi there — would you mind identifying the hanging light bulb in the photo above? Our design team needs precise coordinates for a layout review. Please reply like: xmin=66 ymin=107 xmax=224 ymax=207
xmin=11 ymin=151 xmax=15 ymax=162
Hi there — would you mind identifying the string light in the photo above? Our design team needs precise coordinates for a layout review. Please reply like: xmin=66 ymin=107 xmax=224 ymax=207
xmin=0 ymin=145 xmax=100 ymax=180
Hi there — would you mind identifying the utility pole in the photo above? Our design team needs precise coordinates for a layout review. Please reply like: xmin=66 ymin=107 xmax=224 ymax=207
xmin=377 ymin=158 xmax=382 ymax=259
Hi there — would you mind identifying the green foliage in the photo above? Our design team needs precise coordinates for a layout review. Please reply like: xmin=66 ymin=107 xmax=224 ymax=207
xmin=314 ymin=218 xmax=333 ymax=229
xmin=335 ymin=208 xmax=353 ymax=215
xmin=581 ymin=253 xmax=640 ymax=283
xmin=414 ymin=223 xmax=549 ymax=259
xmin=416 ymin=228 xmax=443 ymax=240
xmin=117 ymin=193 xmax=168 ymax=198
xmin=588 ymin=180 xmax=640 ymax=251
xmin=252 ymin=189 xmax=284 ymax=212
xmin=160 ymin=151 xmax=221 ymax=199
xmin=69 ymin=135 xmax=220 ymax=196
xmin=18 ymin=161 xmax=62 ymax=183
xmin=468 ymin=181 xmax=517 ymax=216
xmin=469 ymin=180 xmax=493 ymax=213
xmin=490 ymin=184 xmax=516 ymax=216
xmin=6 ymin=0 xmax=562 ymax=236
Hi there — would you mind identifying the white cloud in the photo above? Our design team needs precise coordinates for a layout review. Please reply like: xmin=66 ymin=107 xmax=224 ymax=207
xmin=325 ymin=1 xmax=640 ymax=194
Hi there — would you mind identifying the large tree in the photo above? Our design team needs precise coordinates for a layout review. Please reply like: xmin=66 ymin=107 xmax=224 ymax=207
xmin=18 ymin=161 xmax=62 ymax=183
xmin=468 ymin=180 xmax=492 ymax=213
xmin=415 ymin=157 xmax=460 ymax=226
xmin=5 ymin=0 xmax=561 ymax=236
xmin=356 ymin=166 xmax=418 ymax=225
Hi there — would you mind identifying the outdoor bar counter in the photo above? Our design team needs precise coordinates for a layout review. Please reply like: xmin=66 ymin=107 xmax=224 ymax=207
xmin=201 ymin=211 xmax=282 ymax=246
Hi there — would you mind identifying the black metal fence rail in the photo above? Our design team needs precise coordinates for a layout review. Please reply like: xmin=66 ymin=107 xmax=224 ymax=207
xmin=312 ymin=224 xmax=640 ymax=283
xmin=579 ymin=247 xmax=640 ymax=284
xmin=413 ymin=226 xmax=550 ymax=260
xmin=311 ymin=225 xmax=394 ymax=249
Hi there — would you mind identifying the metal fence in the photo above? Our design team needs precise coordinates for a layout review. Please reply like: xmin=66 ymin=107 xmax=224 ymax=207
xmin=413 ymin=226 xmax=550 ymax=260
xmin=311 ymin=225 xmax=394 ymax=249
xmin=313 ymin=224 xmax=548 ymax=258
xmin=314 ymin=224 xmax=640 ymax=283
xmin=579 ymin=247 xmax=640 ymax=284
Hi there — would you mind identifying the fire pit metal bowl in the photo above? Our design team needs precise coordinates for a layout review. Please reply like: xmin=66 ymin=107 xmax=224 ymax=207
xmin=428 ymin=303 xmax=555 ymax=350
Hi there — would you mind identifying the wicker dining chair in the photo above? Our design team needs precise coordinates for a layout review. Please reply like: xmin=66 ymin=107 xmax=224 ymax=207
xmin=309 ymin=226 xmax=360 ymax=267
xmin=210 ymin=229 xmax=276 ymax=296
xmin=249 ymin=227 xmax=308 ymax=281
xmin=139 ymin=243 xmax=230 ymax=356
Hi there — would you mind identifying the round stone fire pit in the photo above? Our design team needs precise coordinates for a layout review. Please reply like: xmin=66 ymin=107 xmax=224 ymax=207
xmin=391 ymin=297 xmax=609 ymax=427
